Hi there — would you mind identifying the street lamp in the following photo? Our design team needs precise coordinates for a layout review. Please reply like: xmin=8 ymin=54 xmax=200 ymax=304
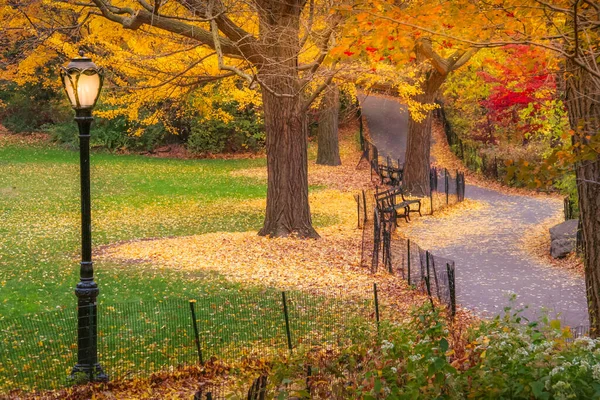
xmin=60 ymin=51 xmax=107 ymax=382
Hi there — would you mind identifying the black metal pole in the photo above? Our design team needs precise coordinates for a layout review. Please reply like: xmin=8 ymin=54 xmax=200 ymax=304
xmin=70 ymin=108 xmax=106 ymax=382
xmin=445 ymin=169 xmax=449 ymax=205
xmin=407 ymin=239 xmax=411 ymax=286
xmin=282 ymin=292 xmax=293 ymax=351
xmin=447 ymin=263 xmax=456 ymax=318
xmin=373 ymin=283 xmax=380 ymax=330
xmin=189 ymin=300 xmax=204 ymax=365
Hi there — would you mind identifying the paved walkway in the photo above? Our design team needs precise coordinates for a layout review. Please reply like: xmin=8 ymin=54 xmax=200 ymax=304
xmin=360 ymin=95 xmax=588 ymax=328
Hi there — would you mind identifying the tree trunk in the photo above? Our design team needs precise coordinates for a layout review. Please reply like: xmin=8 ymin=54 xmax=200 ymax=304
xmin=256 ymin=0 xmax=319 ymax=238
xmin=403 ymin=103 xmax=433 ymax=195
xmin=316 ymin=84 xmax=341 ymax=166
xmin=403 ymin=70 xmax=446 ymax=196
xmin=565 ymin=58 xmax=600 ymax=335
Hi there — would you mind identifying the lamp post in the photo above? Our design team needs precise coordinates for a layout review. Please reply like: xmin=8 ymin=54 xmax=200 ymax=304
xmin=60 ymin=51 xmax=107 ymax=382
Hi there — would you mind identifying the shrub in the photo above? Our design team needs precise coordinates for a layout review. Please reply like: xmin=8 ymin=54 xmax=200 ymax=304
xmin=187 ymin=106 xmax=264 ymax=154
xmin=267 ymin=303 xmax=600 ymax=399
xmin=0 ymin=81 xmax=70 ymax=132
xmin=45 ymin=115 xmax=135 ymax=152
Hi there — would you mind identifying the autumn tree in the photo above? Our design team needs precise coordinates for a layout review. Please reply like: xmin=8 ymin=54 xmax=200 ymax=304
xmin=2 ymin=0 xmax=353 ymax=238
xmin=403 ymin=38 xmax=477 ymax=195
xmin=343 ymin=2 xmax=486 ymax=195
xmin=355 ymin=0 xmax=600 ymax=334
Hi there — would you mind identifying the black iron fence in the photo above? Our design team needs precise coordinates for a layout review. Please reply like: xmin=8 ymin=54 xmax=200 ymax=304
xmin=429 ymin=166 xmax=466 ymax=214
xmin=0 ymin=285 xmax=399 ymax=393
xmin=355 ymin=190 xmax=457 ymax=317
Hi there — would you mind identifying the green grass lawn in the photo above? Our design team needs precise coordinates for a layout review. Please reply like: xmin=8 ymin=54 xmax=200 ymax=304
xmin=0 ymin=137 xmax=371 ymax=391
xmin=0 ymin=141 xmax=271 ymax=316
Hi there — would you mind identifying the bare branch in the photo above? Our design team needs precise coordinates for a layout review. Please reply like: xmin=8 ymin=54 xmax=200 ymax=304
xmin=89 ymin=0 xmax=244 ymax=57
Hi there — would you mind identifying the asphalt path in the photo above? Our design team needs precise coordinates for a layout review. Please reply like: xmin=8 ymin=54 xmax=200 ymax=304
xmin=360 ymin=94 xmax=588 ymax=328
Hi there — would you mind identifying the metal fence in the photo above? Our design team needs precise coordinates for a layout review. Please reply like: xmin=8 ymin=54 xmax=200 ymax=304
xmin=429 ymin=166 xmax=466 ymax=215
xmin=0 ymin=286 xmax=390 ymax=393
xmin=355 ymin=190 xmax=457 ymax=317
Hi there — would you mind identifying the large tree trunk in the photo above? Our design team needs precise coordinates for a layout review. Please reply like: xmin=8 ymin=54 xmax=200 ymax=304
xmin=404 ymin=102 xmax=433 ymax=195
xmin=316 ymin=84 xmax=341 ymax=166
xmin=403 ymin=71 xmax=446 ymax=196
xmin=565 ymin=58 xmax=600 ymax=335
xmin=256 ymin=0 xmax=319 ymax=238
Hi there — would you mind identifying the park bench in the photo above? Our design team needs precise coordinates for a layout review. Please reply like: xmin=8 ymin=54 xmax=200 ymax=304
xmin=375 ymin=186 xmax=422 ymax=223
xmin=378 ymin=157 xmax=403 ymax=186
xmin=375 ymin=190 xmax=410 ymax=223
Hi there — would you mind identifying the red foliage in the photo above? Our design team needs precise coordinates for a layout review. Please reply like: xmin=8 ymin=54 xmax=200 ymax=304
xmin=477 ymin=45 xmax=557 ymax=138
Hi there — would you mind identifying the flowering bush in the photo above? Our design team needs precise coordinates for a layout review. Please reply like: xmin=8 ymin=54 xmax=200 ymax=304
xmin=265 ymin=304 xmax=600 ymax=399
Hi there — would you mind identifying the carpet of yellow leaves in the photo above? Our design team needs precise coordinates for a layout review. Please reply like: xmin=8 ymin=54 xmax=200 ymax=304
xmin=100 ymin=121 xmax=425 ymax=315
xmin=396 ymin=198 xmax=489 ymax=248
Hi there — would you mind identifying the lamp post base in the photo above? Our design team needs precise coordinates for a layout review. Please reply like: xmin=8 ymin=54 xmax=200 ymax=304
xmin=69 ymin=363 xmax=108 ymax=383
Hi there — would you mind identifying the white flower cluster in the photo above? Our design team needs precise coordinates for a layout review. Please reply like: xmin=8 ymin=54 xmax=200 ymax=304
xmin=574 ymin=336 xmax=598 ymax=351
xmin=593 ymin=363 xmax=600 ymax=381
xmin=381 ymin=340 xmax=394 ymax=351
xmin=409 ymin=354 xmax=422 ymax=362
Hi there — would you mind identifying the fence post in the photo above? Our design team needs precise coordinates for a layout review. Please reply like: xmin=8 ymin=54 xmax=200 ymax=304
xmin=494 ymin=156 xmax=498 ymax=180
xmin=456 ymin=170 xmax=460 ymax=203
xmin=425 ymin=252 xmax=435 ymax=310
xmin=431 ymin=256 xmax=441 ymax=300
xmin=429 ymin=168 xmax=435 ymax=215
xmin=362 ymin=189 xmax=367 ymax=223
xmin=406 ymin=239 xmax=411 ymax=285
xmin=355 ymin=194 xmax=361 ymax=228
xmin=373 ymin=283 xmax=380 ymax=331
xmin=189 ymin=300 xmax=204 ymax=365
xmin=357 ymin=100 xmax=364 ymax=146
xmin=281 ymin=292 xmax=293 ymax=351
xmin=446 ymin=263 xmax=456 ymax=318
xmin=444 ymin=169 xmax=449 ymax=205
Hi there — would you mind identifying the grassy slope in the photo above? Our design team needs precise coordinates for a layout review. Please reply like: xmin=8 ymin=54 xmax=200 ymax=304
xmin=0 ymin=132 xmax=370 ymax=391
xmin=0 ymin=138 xmax=351 ymax=317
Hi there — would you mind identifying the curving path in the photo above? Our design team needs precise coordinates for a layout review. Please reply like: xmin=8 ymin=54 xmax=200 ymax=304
xmin=360 ymin=95 xmax=588 ymax=328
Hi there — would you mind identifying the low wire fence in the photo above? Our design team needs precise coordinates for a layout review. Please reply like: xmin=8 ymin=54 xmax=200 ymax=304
xmin=0 ymin=287 xmax=391 ymax=393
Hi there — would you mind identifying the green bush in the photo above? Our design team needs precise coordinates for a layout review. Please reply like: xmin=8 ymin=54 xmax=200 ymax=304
xmin=267 ymin=304 xmax=600 ymax=399
xmin=187 ymin=107 xmax=264 ymax=154
xmin=44 ymin=115 xmax=132 ymax=151
xmin=188 ymin=118 xmax=230 ymax=154
xmin=0 ymin=81 xmax=70 ymax=132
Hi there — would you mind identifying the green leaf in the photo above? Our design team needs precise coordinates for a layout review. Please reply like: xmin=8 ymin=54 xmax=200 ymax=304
xmin=530 ymin=380 xmax=549 ymax=399
xmin=439 ymin=338 xmax=449 ymax=353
